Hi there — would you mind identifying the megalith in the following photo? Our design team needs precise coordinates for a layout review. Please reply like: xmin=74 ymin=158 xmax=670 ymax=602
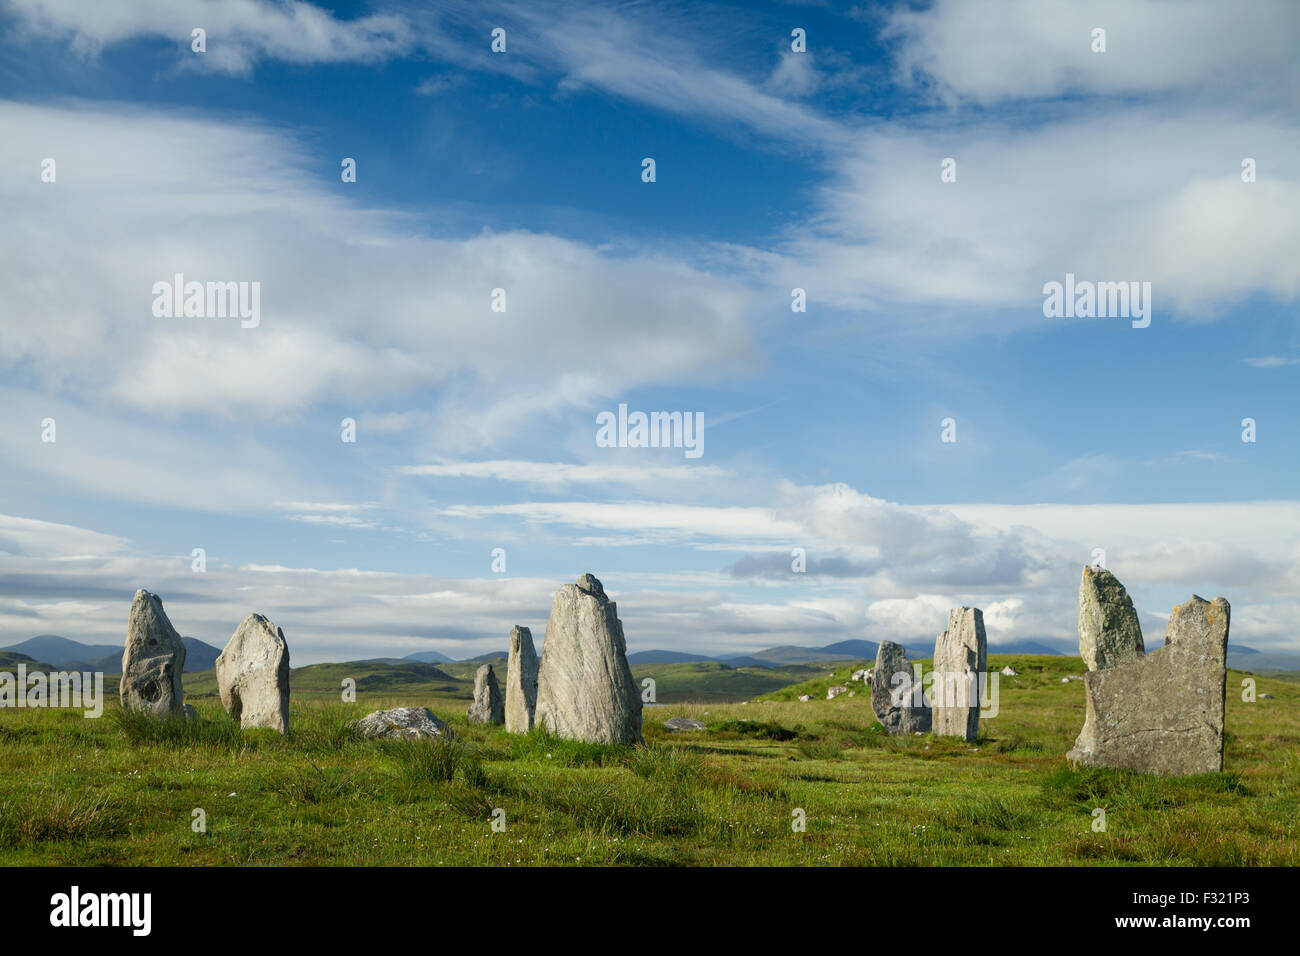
xmin=216 ymin=613 xmax=291 ymax=733
xmin=1078 ymin=566 xmax=1145 ymax=670
xmin=871 ymin=640 xmax=931 ymax=735
xmin=931 ymin=606 xmax=986 ymax=741
xmin=120 ymin=589 xmax=187 ymax=717
xmin=1068 ymin=594 xmax=1229 ymax=776
xmin=504 ymin=625 xmax=539 ymax=733
xmin=467 ymin=663 xmax=505 ymax=725
xmin=534 ymin=573 xmax=642 ymax=745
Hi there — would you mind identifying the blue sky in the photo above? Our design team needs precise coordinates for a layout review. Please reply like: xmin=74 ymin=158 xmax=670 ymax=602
xmin=0 ymin=0 xmax=1297 ymax=663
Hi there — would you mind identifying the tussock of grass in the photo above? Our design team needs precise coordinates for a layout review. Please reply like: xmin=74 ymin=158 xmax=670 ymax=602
xmin=0 ymin=791 xmax=122 ymax=846
xmin=505 ymin=728 xmax=636 ymax=767
xmin=795 ymin=738 xmax=846 ymax=761
xmin=629 ymin=744 xmax=703 ymax=783
xmin=111 ymin=707 xmax=245 ymax=750
xmin=272 ymin=764 xmax=365 ymax=805
xmin=381 ymin=736 xmax=477 ymax=786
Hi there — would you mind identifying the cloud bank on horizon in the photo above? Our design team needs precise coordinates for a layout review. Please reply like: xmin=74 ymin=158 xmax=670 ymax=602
xmin=0 ymin=0 xmax=1297 ymax=664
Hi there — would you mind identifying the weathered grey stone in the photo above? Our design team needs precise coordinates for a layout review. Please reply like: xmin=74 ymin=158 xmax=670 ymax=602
xmin=826 ymin=685 xmax=848 ymax=700
xmin=850 ymin=668 xmax=869 ymax=682
xmin=504 ymin=625 xmax=538 ymax=733
xmin=664 ymin=717 xmax=706 ymax=732
xmin=1001 ymin=665 xmax=1018 ymax=676
xmin=216 ymin=613 xmax=290 ymax=734
xmin=356 ymin=706 xmax=456 ymax=741
xmin=1068 ymin=595 xmax=1229 ymax=776
xmin=534 ymin=574 xmax=642 ymax=745
xmin=120 ymin=589 xmax=187 ymax=717
xmin=931 ymin=607 xmax=987 ymax=741
xmin=1078 ymin=566 xmax=1145 ymax=671
xmin=871 ymin=640 xmax=932 ymax=735
xmin=467 ymin=663 xmax=504 ymax=724
xmin=182 ymin=703 xmax=199 ymax=720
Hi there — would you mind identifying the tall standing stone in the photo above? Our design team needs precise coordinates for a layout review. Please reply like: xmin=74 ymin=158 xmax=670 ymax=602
xmin=1078 ymin=566 xmax=1145 ymax=671
xmin=534 ymin=573 xmax=642 ymax=745
xmin=931 ymin=606 xmax=986 ymax=741
xmin=121 ymin=589 xmax=187 ymax=717
xmin=467 ymin=663 xmax=505 ymax=724
xmin=504 ymin=625 xmax=539 ymax=733
xmin=1068 ymin=595 xmax=1229 ymax=776
xmin=871 ymin=640 xmax=931 ymax=735
xmin=216 ymin=613 xmax=290 ymax=734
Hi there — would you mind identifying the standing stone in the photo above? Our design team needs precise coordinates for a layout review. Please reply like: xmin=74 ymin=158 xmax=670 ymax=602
xmin=120 ymin=589 xmax=187 ymax=717
xmin=931 ymin=607 xmax=987 ymax=741
xmin=216 ymin=613 xmax=290 ymax=734
xmin=467 ymin=663 xmax=505 ymax=724
xmin=1068 ymin=595 xmax=1229 ymax=775
xmin=504 ymin=625 xmax=539 ymax=733
xmin=533 ymin=573 xmax=642 ymax=745
xmin=1078 ymin=566 xmax=1145 ymax=671
xmin=871 ymin=641 xmax=932 ymax=735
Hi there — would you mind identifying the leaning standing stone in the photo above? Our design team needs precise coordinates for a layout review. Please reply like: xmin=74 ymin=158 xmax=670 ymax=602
xmin=467 ymin=663 xmax=505 ymax=724
xmin=504 ymin=625 xmax=539 ymax=733
xmin=534 ymin=573 xmax=643 ymax=745
xmin=1078 ymin=566 xmax=1145 ymax=671
xmin=931 ymin=607 xmax=986 ymax=741
xmin=871 ymin=640 xmax=931 ymax=735
xmin=216 ymin=613 xmax=291 ymax=734
xmin=120 ymin=589 xmax=187 ymax=717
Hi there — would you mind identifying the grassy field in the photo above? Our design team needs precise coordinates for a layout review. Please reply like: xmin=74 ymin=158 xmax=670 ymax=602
xmin=0 ymin=654 xmax=1295 ymax=866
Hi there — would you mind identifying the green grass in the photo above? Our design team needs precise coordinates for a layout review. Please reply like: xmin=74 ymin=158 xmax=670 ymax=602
xmin=0 ymin=655 xmax=1296 ymax=866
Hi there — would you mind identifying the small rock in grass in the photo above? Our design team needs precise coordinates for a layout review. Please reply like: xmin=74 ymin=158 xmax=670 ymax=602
xmin=664 ymin=717 xmax=706 ymax=732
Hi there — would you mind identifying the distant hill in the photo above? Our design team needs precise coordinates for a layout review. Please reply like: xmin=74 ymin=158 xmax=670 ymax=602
xmin=716 ymin=639 xmax=929 ymax=668
xmin=3 ymin=635 xmax=121 ymax=666
xmin=627 ymin=650 xmax=718 ymax=665
xmin=2 ymin=634 xmax=222 ymax=674
xmin=987 ymin=640 xmax=1067 ymax=656
xmin=1228 ymin=647 xmax=1300 ymax=673
xmin=0 ymin=650 xmax=55 ymax=671
xmin=403 ymin=650 xmax=455 ymax=664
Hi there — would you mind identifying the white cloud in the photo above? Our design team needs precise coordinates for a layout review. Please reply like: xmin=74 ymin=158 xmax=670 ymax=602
xmin=775 ymin=109 xmax=1300 ymax=319
xmin=886 ymin=0 xmax=1300 ymax=106
xmin=6 ymin=0 xmax=412 ymax=74
xmin=0 ymin=100 xmax=760 ymax=444
xmin=402 ymin=460 xmax=730 ymax=486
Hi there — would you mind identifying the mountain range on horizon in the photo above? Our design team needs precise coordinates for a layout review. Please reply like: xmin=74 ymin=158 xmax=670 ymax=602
xmin=2 ymin=634 xmax=221 ymax=673
xmin=9 ymin=633 xmax=1298 ymax=675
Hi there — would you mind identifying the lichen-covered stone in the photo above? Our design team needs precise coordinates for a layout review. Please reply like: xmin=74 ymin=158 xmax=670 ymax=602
xmin=504 ymin=625 xmax=538 ymax=733
xmin=534 ymin=574 xmax=642 ymax=745
xmin=1067 ymin=595 xmax=1229 ymax=776
xmin=216 ymin=613 xmax=290 ymax=733
xmin=120 ymin=589 xmax=187 ymax=717
xmin=871 ymin=640 xmax=931 ymax=735
xmin=356 ymin=706 xmax=455 ymax=741
xmin=467 ymin=663 xmax=504 ymax=724
xmin=931 ymin=607 xmax=986 ymax=741
xmin=1078 ymin=566 xmax=1145 ymax=671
